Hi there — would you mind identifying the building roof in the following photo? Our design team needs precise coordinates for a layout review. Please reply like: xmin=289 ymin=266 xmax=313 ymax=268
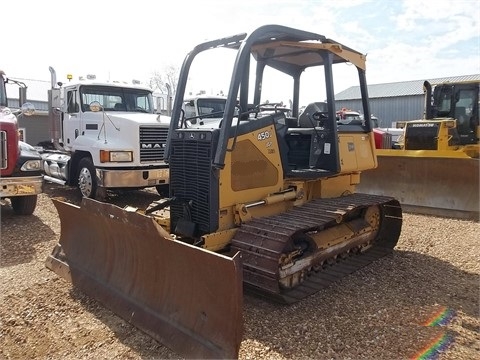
xmin=336 ymin=74 xmax=480 ymax=100
xmin=9 ymin=73 xmax=480 ymax=104
xmin=5 ymin=78 xmax=50 ymax=101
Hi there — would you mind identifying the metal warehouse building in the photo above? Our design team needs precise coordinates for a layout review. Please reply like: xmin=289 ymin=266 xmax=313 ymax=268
xmin=335 ymin=74 xmax=480 ymax=128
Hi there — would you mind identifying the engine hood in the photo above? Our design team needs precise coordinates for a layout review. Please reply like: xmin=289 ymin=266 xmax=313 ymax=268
xmin=0 ymin=107 xmax=17 ymax=124
xmin=105 ymin=112 xmax=171 ymax=125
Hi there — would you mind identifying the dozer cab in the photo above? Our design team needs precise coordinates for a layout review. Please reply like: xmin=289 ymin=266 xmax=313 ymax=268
xmin=46 ymin=25 xmax=402 ymax=359
xmin=359 ymin=80 xmax=479 ymax=220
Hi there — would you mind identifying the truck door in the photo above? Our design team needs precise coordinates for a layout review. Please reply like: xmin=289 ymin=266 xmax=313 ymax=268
xmin=63 ymin=87 xmax=81 ymax=151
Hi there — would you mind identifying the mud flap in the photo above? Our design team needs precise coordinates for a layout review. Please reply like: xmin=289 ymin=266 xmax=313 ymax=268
xmin=45 ymin=197 xmax=243 ymax=359
xmin=358 ymin=156 xmax=479 ymax=220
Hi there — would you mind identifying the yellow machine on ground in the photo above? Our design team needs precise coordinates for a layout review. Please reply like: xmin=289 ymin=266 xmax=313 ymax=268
xmin=359 ymin=80 xmax=479 ymax=220
xmin=45 ymin=25 xmax=402 ymax=359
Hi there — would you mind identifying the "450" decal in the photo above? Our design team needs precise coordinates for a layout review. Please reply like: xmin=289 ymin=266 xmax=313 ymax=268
xmin=257 ymin=131 xmax=271 ymax=141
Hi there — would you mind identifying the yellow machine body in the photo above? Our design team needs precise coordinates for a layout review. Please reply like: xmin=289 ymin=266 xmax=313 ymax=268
xmin=361 ymin=80 xmax=479 ymax=220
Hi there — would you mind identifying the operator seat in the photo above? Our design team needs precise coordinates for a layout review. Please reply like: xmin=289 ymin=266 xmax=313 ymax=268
xmin=299 ymin=102 xmax=328 ymax=127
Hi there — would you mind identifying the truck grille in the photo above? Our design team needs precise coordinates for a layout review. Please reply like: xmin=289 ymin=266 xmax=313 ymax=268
xmin=139 ymin=126 xmax=169 ymax=162
xmin=382 ymin=132 xmax=392 ymax=149
xmin=0 ymin=131 xmax=7 ymax=169
xmin=169 ymin=129 xmax=220 ymax=236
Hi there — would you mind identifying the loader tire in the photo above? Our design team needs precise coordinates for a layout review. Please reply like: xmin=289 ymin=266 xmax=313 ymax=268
xmin=78 ymin=157 xmax=98 ymax=199
xmin=10 ymin=195 xmax=38 ymax=215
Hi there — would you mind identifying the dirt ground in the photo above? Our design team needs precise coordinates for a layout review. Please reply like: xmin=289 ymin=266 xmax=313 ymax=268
xmin=1 ymin=183 xmax=479 ymax=359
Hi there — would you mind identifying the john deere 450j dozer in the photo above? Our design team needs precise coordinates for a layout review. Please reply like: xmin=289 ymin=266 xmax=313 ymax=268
xmin=46 ymin=25 xmax=402 ymax=359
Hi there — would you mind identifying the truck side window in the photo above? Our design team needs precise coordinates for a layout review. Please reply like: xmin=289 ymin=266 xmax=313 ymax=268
xmin=184 ymin=102 xmax=196 ymax=118
xmin=66 ymin=90 xmax=79 ymax=113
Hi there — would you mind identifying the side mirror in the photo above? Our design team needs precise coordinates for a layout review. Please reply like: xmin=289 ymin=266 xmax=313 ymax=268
xmin=89 ymin=101 xmax=102 ymax=112
xmin=21 ymin=102 xmax=35 ymax=116
xmin=19 ymin=87 xmax=27 ymax=106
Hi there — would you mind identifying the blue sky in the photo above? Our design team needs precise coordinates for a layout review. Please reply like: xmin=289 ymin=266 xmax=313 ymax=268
xmin=3 ymin=0 xmax=479 ymax=103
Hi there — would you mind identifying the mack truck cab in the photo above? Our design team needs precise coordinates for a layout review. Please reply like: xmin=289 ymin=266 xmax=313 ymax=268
xmin=41 ymin=67 xmax=171 ymax=199
xmin=0 ymin=70 xmax=43 ymax=215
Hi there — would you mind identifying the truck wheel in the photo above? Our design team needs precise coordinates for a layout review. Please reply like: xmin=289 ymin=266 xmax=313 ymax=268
xmin=78 ymin=157 xmax=98 ymax=199
xmin=11 ymin=195 xmax=38 ymax=215
xmin=156 ymin=184 xmax=169 ymax=197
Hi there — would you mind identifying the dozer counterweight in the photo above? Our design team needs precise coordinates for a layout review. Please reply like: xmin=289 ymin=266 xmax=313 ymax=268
xmin=46 ymin=25 xmax=403 ymax=359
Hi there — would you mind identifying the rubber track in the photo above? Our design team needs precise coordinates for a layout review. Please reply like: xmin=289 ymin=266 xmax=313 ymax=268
xmin=231 ymin=193 xmax=402 ymax=304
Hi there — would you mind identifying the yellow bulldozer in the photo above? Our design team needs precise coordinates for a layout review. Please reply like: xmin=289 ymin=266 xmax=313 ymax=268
xmin=359 ymin=80 xmax=479 ymax=220
xmin=45 ymin=25 xmax=402 ymax=359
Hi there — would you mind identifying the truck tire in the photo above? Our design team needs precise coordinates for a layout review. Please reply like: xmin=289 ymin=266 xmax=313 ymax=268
xmin=78 ymin=157 xmax=98 ymax=199
xmin=155 ymin=184 xmax=169 ymax=197
xmin=10 ymin=195 xmax=38 ymax=215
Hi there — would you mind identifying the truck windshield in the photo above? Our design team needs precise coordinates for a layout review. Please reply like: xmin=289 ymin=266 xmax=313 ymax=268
xmin=193 ymin=98 xmax=227 ymax=118
xmin=80 ymin=85 xmax=154 ymax=113
xmin=345 ymin=113 xmax=361 ymax=120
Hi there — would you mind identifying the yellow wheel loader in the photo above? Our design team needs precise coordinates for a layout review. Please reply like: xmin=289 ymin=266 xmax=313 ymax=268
xmin=46 ymin=25 xmax=402 ymax=359
xmin=359 ymin=80 xmax=479 ymax=220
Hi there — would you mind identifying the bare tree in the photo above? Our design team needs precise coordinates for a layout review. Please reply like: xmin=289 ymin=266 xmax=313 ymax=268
xmin=149 ymin=65 xmax=179 ymax=115
xmin=148 ymin=65 xmax=179 ymax=95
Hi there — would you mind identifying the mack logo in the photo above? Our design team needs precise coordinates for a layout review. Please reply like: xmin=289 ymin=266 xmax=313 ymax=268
xmin=141 ymin=143 xmax=166 ymax=149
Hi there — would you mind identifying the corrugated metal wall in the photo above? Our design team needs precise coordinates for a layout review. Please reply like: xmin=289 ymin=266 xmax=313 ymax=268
xmin=8 ymin=97 xmax=51 ymax=145
xmin=17 ymin=114 xmax=51 ymax=146
xmin=335 ymin=94 xmax=424 ymax=127
xmin=7 ymin=98 xmax=48 ymax=111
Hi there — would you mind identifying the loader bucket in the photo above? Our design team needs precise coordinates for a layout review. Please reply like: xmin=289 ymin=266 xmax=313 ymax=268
xmin=358 ymin=155 xmax=479 ymax=220
xmin=45 ymin=197 xmax=243 ymax=359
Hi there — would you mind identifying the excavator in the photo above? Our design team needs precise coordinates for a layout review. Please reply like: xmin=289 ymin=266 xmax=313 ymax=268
xmin=359 ymin=80 xmax=479 ymax=220
xmin=45 ymin=25 xmax=402 ymax=359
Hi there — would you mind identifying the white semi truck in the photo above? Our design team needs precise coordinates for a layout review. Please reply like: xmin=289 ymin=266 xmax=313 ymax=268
xmin=41 ymin=67 xmax=170 ymax=199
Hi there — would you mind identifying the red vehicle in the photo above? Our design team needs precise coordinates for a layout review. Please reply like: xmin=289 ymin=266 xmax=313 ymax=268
xmin=336 ymin=107 xmax=362 ymax=123
xmin=0 ymin=70 xmax=43 ymax=215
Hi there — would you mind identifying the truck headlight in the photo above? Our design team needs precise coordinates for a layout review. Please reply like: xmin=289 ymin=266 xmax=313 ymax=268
xmin=100 ymin=150 xmax=133 ymax=163
xmin=21 ymin=159 xmax=42 ymax=171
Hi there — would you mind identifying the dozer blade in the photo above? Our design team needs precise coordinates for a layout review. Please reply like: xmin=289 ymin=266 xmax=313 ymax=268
xmin=45 ymin=197 xmax=243 ymax=359
xmin=358 ymin=155 xmax=479 ymax=220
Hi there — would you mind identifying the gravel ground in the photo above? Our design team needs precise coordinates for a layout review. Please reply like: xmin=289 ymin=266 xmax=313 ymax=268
xmin=1 ymin=184 xmax=479 ymax=360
